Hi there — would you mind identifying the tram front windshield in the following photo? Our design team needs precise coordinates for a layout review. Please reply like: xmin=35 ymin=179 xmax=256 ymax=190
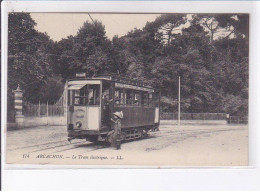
xmin=69 ymin=84 xmax=100 ymax=106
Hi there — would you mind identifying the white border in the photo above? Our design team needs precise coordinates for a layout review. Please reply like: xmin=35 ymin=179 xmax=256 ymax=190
xmin=2 ymin=0 xmax=260 ymax=190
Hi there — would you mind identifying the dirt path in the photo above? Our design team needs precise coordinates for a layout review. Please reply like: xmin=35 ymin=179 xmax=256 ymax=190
xmin=6 ymin=124 xmax=248 ymax=166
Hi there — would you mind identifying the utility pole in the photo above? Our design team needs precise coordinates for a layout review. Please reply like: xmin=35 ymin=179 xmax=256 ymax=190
xmin=46 ymin=101 xmax=49 ymax=126
xmin=178 ymin=76 xmax=181 ymax=126
xmin=38 ymin=100 xmax=41 ymax=117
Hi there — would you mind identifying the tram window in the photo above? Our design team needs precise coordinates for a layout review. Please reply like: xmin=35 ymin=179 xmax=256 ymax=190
xmin=69 ymin=85 xmax=100 ymax=106
xmin=88 ymin=85 xmax=100 ymax=105
xmin=133 ymin=91 xmax=140 ymax=106
xmin=102 ymin=87 xmax=110 ymax=105
xmin=115 ymin=88 xmax=124 ymax=105
xmin=141 ymin=92 xmax=149 ymax=107
xmin=115 ymin=90 xmax=119 ymax=105
xmin=125 ymin=89 xmax=133 ymax=105
xmin=74 ymin=90 xmax=80 ymax=105
xmin=153 ymin=92 xmax=160 ymax=107
xmin=73 ymin=86 xmax=87 ymax=105
xmin=148 ymin=93 xmax=153 ymax=107
xmin=102 ymin=88 xmax=109 ymax=99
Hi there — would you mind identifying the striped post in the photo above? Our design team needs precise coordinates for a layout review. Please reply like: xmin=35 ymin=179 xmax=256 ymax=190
xmin=13 ymin=84 xmax=24 ymax=128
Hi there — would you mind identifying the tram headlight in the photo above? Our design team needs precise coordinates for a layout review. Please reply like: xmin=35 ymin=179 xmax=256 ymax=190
xmin=76 ymin=121 xmax=82 ymax=128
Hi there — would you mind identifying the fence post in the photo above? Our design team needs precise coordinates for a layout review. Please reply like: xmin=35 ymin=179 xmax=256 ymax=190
xmin=13 ymin=84 xmax=24 ymax=128
xmin=38 ymin=100 xmax=41 ymax=117
xmin=226 ymin=114 xmax=230 ymax=124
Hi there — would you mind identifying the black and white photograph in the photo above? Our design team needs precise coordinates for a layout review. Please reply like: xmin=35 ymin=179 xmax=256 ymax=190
xmin=4 ymin=11 xmax=249 ymax=166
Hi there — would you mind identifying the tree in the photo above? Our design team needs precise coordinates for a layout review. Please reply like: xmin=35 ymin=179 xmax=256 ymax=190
xmin=215 ymin=14 xmax=249 ymax=39
xmin=111 ymin=27 xmax=162 ymax=84
xmin=7 ymin=13 xmax=249 ymax=118
xmin=57 ymin=21 xmax=114 ymax=79
xmin=7 ymin=13 xmax=56 ymax=121
xmin=145 ymin=14 xmax=187 ymax=46
xmin=110 ymin=13 xmax=248 ymax=115
xmin=194 ymin=14 xmax=220 ymax=43
xmin=111 ymin=36 xmax=133 ymax=74
xmin=8 ymin=13 xmax=54 ymax=103
xmin=39 ymin=76 xmax=65 ymax=104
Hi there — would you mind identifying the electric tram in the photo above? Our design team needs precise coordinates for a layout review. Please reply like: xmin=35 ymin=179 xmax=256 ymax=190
xmin=67 ymin=73 xmax=160 ymax=143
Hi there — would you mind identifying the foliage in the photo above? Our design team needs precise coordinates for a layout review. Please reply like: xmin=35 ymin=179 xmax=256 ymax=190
xmin=7 ymin=13 xmax=249 ymax=118
xmin=57 ymin=21 xmax=113 ymax=79
xmin=39 ymin=76 xmax=65 ymax=104
xmin=8 ymin=13 xmax=55 ymax=103
xmin=112 ymin=14 xmax=248 ymax=116
xmin=145 ymin=14 xmax=187 ymax=45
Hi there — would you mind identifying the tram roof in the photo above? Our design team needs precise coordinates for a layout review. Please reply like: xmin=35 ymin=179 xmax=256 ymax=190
xmin=69 ymin=74 xmax=154 ymax=89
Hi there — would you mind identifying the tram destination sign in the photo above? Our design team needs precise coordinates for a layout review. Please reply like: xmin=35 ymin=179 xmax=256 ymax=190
xmin=76 ymin=72 xmax=86 ymax=78
xmin=115 ymin=82 xmax=154 ymax=93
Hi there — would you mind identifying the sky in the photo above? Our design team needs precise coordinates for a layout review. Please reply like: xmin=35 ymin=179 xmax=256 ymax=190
xmin=30 ymin=13 xmax=231 ymax=42
xmin=30 ymin=13 xmax=161 ymax=41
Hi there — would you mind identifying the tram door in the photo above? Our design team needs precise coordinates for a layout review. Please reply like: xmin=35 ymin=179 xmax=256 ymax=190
xmin=101 ymin=81 xmax=112 ymax=128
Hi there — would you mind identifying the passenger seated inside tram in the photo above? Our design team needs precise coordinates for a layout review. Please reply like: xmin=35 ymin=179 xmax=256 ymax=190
xmin=102 ymin=89 xmax=112 ymax=105
xmin=114 ymin=89 xmax=124 ymax=105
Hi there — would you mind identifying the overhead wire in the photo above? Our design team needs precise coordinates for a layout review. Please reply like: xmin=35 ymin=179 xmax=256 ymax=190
xmin=88 ymin=13 xmax=96 ymax=26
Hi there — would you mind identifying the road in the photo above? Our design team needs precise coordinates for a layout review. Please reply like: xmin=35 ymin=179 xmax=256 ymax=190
xmin=6 ymin=123 xmax=248 ymax=166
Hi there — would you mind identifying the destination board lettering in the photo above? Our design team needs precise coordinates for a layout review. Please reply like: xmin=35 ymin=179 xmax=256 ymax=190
xmin=115 ymin=83 xmax=154 ymax=92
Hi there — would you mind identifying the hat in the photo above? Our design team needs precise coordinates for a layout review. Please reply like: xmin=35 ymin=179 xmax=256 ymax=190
xmin=113 ymin=111 xmax=123 ymax=119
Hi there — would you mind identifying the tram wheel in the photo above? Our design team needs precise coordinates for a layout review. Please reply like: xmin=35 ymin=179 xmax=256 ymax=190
xmin=143 ymin=130 xmax=149 ymax=138
xmin=139 ymin=130 xmax=144 ymax=139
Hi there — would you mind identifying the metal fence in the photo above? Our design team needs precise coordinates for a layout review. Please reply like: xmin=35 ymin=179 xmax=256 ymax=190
xmin=229 ymin=116 xmax=248 ymax=124
xmin=23 ymin=102 xmax=65 ymax=117
xmin=160 ymin=112 xmax=227 ymax=120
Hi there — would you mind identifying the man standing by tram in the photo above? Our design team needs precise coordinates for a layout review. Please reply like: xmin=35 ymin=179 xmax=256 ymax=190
xmin=109 ymin=111 xmax=123 ymax=150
